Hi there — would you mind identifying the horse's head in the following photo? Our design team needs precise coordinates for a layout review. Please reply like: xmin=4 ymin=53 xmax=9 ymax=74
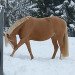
xmin=4 ymin=33 xmax=15 ymax=49
xmin=6 ymin=34 xmax=14 ymax=43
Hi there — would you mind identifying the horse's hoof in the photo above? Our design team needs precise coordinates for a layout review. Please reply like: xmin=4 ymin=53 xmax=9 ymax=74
xmin=31 ymin=56 xmax=34 ymax=60
xmin=10 ymin=54 xmax=13 ymax=57
xmin=51 ymin=57 xmax=55 ymax=59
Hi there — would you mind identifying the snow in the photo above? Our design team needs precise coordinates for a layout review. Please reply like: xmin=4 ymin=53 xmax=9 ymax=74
xmin=28 ymin=4 xmax=38 ymax=12
xmin=55 ymin=4 xmax=62 ymax=9
xmin=69 ymin=24 xmax=75 ymax=28
xmin=69 ymin=0 xmax=75 ymax=8
xmin=31 ymin=8 xmax=38 ymax=12
xmin=28 ymin=4 xmax=37 ymax=9
xmin=55 ymin=10 xmax=60 ymax=14
xmin=70 ymin=0 xmax=75 ymax=6
xmin=3 ymin=37 xmax=75 ymax=75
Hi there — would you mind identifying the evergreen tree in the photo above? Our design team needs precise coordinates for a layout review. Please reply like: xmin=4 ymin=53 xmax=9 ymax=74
xmin=4 ymin=0 xmax=33 ymax=26
xmin=33 ymin=0 xmax=55 ymax=17
xmin=32 ymin=0 xmax=65 ymax=17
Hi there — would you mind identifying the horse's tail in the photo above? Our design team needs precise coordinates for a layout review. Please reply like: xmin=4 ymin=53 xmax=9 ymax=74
xmin=61 ymin=26 xmax=69 ymax=57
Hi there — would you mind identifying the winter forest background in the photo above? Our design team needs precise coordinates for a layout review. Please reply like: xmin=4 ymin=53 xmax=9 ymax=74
xmin=0 ymin=0 xmax=75 ymax=36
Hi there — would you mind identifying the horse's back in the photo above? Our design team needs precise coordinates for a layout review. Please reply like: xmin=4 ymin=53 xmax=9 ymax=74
xmin=19 ymin=16 xmax=67 ymax=41
xmin=27 ymin=17 xmax=54 ymax=41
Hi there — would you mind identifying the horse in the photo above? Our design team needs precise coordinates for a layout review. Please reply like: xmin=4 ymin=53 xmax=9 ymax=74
xmin=4 ymin=16 xmax=69 ymax=59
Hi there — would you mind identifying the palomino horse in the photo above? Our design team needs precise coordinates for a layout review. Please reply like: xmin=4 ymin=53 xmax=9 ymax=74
xmin=4 ymin=16 xmax=69 ymax=59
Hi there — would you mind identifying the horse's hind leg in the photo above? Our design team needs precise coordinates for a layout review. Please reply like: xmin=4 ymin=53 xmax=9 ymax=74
xmin=25 ymin=40 xmax=34 ymax=59
xmin=51 ymin=36 xmax=58 ymax=59
xmin=57 ymin=36 xmax=64 ymax=59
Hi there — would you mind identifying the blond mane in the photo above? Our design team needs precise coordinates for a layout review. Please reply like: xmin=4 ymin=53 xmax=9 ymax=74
xmin=6 ymin=16 xmax=31 ymax=35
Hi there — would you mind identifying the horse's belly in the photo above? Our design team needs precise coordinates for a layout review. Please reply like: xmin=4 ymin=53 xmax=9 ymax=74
xmin=30 ymin=30 xmax=53 ymax=41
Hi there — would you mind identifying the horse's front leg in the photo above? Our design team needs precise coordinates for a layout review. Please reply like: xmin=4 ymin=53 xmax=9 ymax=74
xmin=10 ymin=36 xmax=17 ymax=57
xmin=10 ymin=45 xmax=17 ymax=57
xmin=10 ymin=38 xmax=34 ymax=59
xmin=10 ymin=38 xmax=25 ymax=57
xmin=17 ymin=38 xmax=34 ymax=59
xmin=25 ymin=40 xmax=34 ymax=59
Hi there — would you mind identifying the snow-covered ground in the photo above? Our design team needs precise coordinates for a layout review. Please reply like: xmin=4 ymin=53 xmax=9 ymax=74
xmin=3 ymin=36 xmax=75 ymax=75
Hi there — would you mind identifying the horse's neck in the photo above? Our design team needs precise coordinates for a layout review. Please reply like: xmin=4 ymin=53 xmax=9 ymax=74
xmin=10 ymin=26 xmax=21 ymax=36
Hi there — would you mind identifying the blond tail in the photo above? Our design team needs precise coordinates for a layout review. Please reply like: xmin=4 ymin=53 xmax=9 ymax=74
xmin=61 ymin=27 xmax=69 ymax=57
